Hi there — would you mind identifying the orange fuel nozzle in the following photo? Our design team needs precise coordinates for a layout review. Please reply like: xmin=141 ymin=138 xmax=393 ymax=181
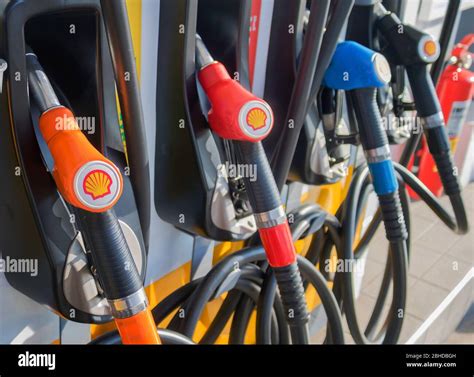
xmin=27 ymin=50 xmax=123 ymax=212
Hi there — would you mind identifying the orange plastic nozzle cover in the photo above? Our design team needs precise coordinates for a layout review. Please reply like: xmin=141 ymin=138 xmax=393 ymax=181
xmin=39 ymin=107 xmax=123 ymax=212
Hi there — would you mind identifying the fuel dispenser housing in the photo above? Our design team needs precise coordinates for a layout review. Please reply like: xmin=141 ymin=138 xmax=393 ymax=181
xmin=0 ymin=0 xmax=147 ymax=324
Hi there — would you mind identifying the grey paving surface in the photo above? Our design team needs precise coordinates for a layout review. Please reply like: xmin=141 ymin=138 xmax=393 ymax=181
xmin=444 ymin=304 xmax=474 ymax=344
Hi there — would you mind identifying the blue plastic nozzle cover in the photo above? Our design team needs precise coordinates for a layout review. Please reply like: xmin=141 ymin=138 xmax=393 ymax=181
xmin=323 ymin=41 xmax=390 ymax=90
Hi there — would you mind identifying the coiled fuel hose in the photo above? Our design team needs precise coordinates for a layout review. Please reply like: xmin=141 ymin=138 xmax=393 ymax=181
xmin=91 ymin=205 xmax=345 ymax=345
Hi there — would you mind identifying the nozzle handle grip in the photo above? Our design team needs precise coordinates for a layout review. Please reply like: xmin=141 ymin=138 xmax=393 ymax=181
xmin=39 ymin=106 xmax=123 ymax=212
xmin=351 ymin=88 xmax=389 ymax=150
xmin=406 ymin=65 xmax=441 ymax=117
xmin=234 ymin=141 xmax=280 ymax=213
xmin=405 ymin=65 xmax=461 ymax=196
xmin=425 ymin=126 xmax=461 ymax=196
xmin=378 ymin=191 xmax=408 ymax=242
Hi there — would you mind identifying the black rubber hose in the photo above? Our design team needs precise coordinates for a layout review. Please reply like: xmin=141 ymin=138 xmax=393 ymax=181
xmin=227 ymin=278 xmax=270 ymax=345
xmin=272 ymin=0 xmax=331 ymax=190
xmin=364 ymin=252 xmax=392 ymax=342
xmin=430 ymin=0 xmax=462 ymax=85
xmin=256 ymin=258 xmax=345 ymax=344
xmin=393 ymin=162 xmax=468 ymax=234
xmin=178 ymin=247 xmax=265 ymax=337
xmin=256 ymin=268 xmax=290 ymax=345
xmin=383 ymin=241 xmax=408 ymax=342
xmin=318 ymin=232 xmax=336 ymax=281
xmin=399 ymin=131 xmax=423 ymax=167
xmin=338 ymin=177 xmax=402 ymax=340
xmin=229 ymin=295 xmax=256 ymax=344
xmin=353 ymin=208 xmax=383 ymax=255
xmin=89 ymin=328 xmax=195 ymax=345
xmin=297 ymin=256 xmax=345 ymax=344
xmin=338 ymin=167 xmax=408 ymax=344
xmin=361 ymin=176 xmax=411 ymax=341
xmin=194 ymin=276 xmax=280 ymax=344
xmin=199 ymin=290 xmax=242 ymax=345
xmin=407 ymin=65 xmax=466 ymax=218
xmin=174 ymin=246 xmax=343 ymax=344
xmin=273 ymin=263 xmax=310 ymax=344
xmin=334 ymin=156 xmax=467 ymax=341
xmin=100 ymin=0 xmax=151 ymax=249
xmin=229 ymin=267 xmax=282 ymax=345
xmin=375 ymin=225 xmax=407 ymax=343
xmin=378 ymin=191 xmax=409 ymax=242
xmin=152 ymin=279 xmax=202 ymax=325
xmin=289 ymin=206 xmax=340 ymax=241
xmin=346 ymin=83 xmax=408 ymax=343
xmin=424 ymin=125 xmax=462 ymax=197
xmin=304 ymin=228 xmax=325 ymax=266
xmin=256 ymin=205 xmax=343 ymax=344
xmin=76 ymin=209 xmax=142 ymax=299
xmin=198 ymin=265 xmax=266 ymax=344
xmin=88 ymin=207 xmax=343 ymax=344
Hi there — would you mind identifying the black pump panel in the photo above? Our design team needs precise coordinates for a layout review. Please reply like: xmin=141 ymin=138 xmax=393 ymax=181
xmin=262 ymin=0 xmax=305 ymax=164
xmin=154 ymin=0 xmax=256 ymax=241
xmin=0 ymin=0 xmax=145 ymax=324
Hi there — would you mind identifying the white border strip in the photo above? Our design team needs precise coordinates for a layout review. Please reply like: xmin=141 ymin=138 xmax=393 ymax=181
xmin=405 ymin=268 xmax=473 ymax=344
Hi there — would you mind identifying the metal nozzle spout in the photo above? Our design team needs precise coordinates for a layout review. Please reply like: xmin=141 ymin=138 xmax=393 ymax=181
xmin=26 ymin=49 xmax=61 ymax=113
xmin=373 ymin=1 xmax=390 ymax=19
xmin=195 ymin=34 xmax=215 ymax=70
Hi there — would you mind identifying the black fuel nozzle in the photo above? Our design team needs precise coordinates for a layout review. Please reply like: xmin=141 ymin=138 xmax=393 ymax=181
xmin=375 ymin=2 xmax=462 ymax=198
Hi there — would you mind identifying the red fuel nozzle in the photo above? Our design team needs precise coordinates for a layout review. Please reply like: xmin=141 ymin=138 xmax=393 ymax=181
xmin=198 ymin=62 xmax=273 ymax=142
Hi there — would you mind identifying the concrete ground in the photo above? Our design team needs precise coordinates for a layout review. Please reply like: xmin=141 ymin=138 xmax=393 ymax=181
xmin=444 ymin=303 xmax=474 ymax=344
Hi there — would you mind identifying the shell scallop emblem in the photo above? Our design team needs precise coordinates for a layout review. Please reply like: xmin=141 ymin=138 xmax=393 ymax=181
xmin=83 ymin=170 xmax=113 ymax=200
xmin=246 ymin=107 xmax=267 ymax=130
xmin=74 ymin=161 xmax=122 ymax=211
xmin=238 ymin=100 xmax=273 ymax=141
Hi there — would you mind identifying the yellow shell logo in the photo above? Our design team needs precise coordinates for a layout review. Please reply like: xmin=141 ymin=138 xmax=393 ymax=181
xmin=246 ymin=107 xmax=267 ymax=130
xmin=83 ymin=170 xmax=113 ymax=200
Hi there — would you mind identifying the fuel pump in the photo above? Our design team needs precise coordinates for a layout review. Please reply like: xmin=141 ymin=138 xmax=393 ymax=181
xmin=0 ymin=0 xmax=152 ymax=339
xmin=26 ymin=50 xmax=159 ymax=344
xmin=153 ymin=0 xmax=257 ymax=241
xmin=262 ymin=0 xmax=356 ymax=187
